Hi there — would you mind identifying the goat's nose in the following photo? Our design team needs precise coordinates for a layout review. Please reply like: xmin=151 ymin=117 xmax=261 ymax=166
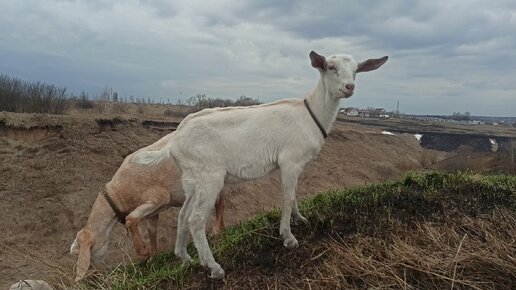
xmin=345 ymin=84 xmax=355 ymax=91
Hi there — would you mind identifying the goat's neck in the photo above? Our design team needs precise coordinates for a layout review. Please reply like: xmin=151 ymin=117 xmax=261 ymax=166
xmin=86 ymin=195 xmax=118 ymax=237
xmin=305 ymin=78 xmax=340 ymax=134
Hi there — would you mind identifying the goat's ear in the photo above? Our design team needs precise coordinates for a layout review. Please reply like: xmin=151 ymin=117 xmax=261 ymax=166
xmin=310 ymin=51 xmax=327 ymax=71
xmin=75 ymin=237 xmax=92 ymax=282
xmin=357 ymin=56 xmax=388 ymax=73
xmin=70 ymin=236 xmax=79 ymax=255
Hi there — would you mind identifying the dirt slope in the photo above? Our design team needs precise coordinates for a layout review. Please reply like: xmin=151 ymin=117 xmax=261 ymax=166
xmin=0 ymin=111 xmax=431 ymax=287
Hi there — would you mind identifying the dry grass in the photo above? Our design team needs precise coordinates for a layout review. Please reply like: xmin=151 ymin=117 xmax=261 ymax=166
xmin=163 ymin=105 xmax=199 ymax=119
xmin=0 ymin=243 xmax=76 ymax=289
xmin=312 ymin=211 xmax=516 ymax=290
xmin=0 ymin=241 xmax=145 ymax=290
xmin=420 ymin=150 xmax=439 ymax=168
xmin=64 ymin=101 xmax=186 ymax=121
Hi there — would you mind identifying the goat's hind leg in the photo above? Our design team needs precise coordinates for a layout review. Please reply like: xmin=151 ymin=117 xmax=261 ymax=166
xmin=291 ymin=199 xmax=308 ymax=225
xmin=210 ymin=191 xmax=225 ymax=236
xmin=175 ymin=178 xmax=196 ymax=264
xmin=188 ymin=175 xmax=225 ymax=279
xmin=279 ymin=162 xmax=304 ymax=249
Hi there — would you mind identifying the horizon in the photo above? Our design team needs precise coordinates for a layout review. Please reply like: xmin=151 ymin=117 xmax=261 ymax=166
xmin=1 ymin=72 xmax=514 ymax=119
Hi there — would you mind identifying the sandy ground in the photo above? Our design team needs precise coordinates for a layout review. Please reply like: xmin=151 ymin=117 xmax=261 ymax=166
xmin=0 ymin=111 xmax=488 ymax=287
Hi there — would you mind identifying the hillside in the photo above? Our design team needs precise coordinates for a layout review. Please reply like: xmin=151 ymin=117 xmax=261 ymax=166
xmin=88 ymin=172 xmax=515 ymax=289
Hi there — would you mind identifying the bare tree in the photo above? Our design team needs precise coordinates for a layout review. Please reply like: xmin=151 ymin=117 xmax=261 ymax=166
xmin=0 ymin=75 xmax=67 ymax=114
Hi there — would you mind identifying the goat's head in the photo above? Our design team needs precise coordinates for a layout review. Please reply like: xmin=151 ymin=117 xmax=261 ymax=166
xmin=70 ymin=229 xmax=109 ymax=281
xmin=310 ymin=51 xmax=388 ymax=98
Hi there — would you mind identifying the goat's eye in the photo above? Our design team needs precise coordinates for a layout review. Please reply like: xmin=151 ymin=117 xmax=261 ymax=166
xmin=328 ymin=66 xmax=337 ymax=71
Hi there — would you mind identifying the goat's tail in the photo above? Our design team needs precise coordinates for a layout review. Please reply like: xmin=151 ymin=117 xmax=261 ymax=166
xmin=134 ymin=143 xmax=173 ymax=166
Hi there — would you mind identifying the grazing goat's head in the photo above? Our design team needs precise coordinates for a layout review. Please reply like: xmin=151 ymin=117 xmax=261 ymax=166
xmin=70 ymin=229 xmax=109 ymax=281
xmin=310 ymin=51 xmax=388 ymax=98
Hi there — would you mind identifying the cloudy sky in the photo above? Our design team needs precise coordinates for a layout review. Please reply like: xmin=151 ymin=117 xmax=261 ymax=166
xmin=1 ymin=0 xmax=515 ymax=116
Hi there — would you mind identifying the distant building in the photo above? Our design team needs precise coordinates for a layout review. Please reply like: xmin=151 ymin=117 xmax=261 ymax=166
xmin=357 ymin=109 xmax=370 ymax=118
xmin=371 ymin=108 xmax=386 ymax=118
xmin=341 ymin=107 xmax=359 ymax=116
xmin=340 ymin=107 xmax=393 ymax=118
xmin=400 ymin=114 xmax=488 ymax=125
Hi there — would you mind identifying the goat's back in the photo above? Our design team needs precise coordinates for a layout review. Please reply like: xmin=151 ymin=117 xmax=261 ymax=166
xmin=170 ymin=99 xmax=323 ymax=179
xmin=105 ymin=132 xmax=184 ymax=208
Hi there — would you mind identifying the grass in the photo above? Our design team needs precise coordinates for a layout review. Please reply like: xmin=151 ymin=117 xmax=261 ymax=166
xmin=84 ymin=171 xmax=515 ymax=289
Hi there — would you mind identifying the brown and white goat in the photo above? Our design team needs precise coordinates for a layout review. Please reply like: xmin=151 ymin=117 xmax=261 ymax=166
xmin=70 ymin=132 xmax=225 ymax=282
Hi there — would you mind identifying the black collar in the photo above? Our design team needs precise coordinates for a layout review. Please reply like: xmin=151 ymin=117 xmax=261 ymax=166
xmin=101 ymin=191 xmax=127 ymax=224
xmin=304 ymin=99 xmax=328 ymax=138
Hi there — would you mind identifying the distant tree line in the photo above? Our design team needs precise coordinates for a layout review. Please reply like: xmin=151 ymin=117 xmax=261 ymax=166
xmin=0 ymin=74 xmax=262 ymax=115
xmin=0 ymin=74 xmax=67 ymax=114
xmin=186 ymin=94 xmax=261 ymax=108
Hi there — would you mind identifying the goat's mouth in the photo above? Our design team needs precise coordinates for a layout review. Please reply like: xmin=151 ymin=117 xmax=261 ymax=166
xmin=339 ymin=89 xmax=353 ymax=98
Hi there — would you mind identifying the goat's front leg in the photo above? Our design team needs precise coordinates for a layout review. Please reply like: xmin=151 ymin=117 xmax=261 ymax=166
xmin=125 ymin=203 xmax=161 ymax=260
xmin=279 ymin=163 xmax=303 ymax=249
xmin=147 ymin=214 xmax=159 ymax=257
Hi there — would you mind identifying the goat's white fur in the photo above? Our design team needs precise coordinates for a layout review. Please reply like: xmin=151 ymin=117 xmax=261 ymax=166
xmin=135 ymin=51 xmax=388 ymax=279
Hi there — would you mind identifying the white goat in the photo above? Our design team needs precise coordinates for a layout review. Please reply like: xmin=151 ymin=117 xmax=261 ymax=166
xmin=136 ymin=51 xmax=388 ymax=279
xmin=70 ymin=132 xmax=225 ymax=282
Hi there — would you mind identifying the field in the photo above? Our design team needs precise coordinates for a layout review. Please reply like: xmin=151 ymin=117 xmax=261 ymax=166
xmin=0 ymin=103 xmax=513 ymax=288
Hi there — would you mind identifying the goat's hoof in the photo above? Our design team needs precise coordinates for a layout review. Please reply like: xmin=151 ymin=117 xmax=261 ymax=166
xmin=136 ymin=248 xmax=150 ymax=259
xmin=199 ymin=257 xmax=207 ymax=268
xmin=210 ymin=228 xmax=221 ymax=237
xmin=209 ymin=264 xmax=225 ymax=280
xmin=177 ymin=254 xmax=192 ymax=266
xmin=283 ymin=236 xmax=299 ymax=249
